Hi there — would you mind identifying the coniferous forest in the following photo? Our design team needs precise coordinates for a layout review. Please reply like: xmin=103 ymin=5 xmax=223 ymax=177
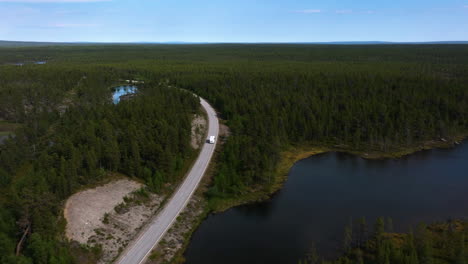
xmin=0 ymin=44 xmax=467 ymax=263
xmin=299 ymin=219 xmax=467 ymax=264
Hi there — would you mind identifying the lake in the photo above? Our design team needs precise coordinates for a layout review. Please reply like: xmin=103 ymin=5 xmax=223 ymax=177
xmin=184 ymin=143 xmax=468 ymax=264
xmin=112 ymin=86 xmax=137 ymax=104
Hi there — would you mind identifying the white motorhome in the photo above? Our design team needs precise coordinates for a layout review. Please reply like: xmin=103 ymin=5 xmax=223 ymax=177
xmin=207 ymin=136 xmax=216 ymax=144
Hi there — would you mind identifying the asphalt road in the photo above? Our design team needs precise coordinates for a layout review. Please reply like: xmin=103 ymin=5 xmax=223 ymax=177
xmin=115 ymin=96 xmax=219 ymax=264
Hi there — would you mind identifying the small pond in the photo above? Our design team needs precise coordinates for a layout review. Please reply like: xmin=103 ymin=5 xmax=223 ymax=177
xmin=112 ymin=86 xmax=137 ymax=104
xmin=10 ymin=61 xmax=46 ymax=66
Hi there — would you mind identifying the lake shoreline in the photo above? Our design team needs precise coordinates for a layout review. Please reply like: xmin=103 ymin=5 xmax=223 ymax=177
xmin=173 ymin=135 xmax=467 ymax=262
xmin=210 ymin=135 xmax=467 ymax=213
xmin=183 ymin=136 xmax=468 ymax=264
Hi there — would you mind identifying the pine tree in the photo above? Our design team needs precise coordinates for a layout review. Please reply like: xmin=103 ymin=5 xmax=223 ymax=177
xmin=358 ymin=217 xmax=368 ymax=249
xmin=416 ymin=223 xmax=434 ymax=264
xmin=455 ymin=233 xmax=466 ymax=264
xmin=386 ymin=218 xmax=393 ymax=233
xmin=343 ymin=218 xmax=353 ymax=252
xmin=374 ymin=217 xmax=385 ymax=241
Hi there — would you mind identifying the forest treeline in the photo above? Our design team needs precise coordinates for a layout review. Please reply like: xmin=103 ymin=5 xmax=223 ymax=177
xmin=161 ymin=45 xmax=468 ymax=198
xmin=1 ymin=44 xmax=468 ymax=263
xmin=299 ymin=218 xmax=467 ymax=264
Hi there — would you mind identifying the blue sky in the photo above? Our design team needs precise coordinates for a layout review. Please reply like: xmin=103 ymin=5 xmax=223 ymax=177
xmin=1 ymin=0 xmax=467 ymax=42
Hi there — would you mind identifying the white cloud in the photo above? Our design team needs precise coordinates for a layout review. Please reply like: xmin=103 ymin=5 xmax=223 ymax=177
xmin=53 ymin=23 xmax=98 ymax=27
xmin=0 ymin=0 xmax=110 ymax=2
xmin=295 ymin=9 xmax=322 ymax=14
xmin=336 ymin=10 xmax=353 ymax=14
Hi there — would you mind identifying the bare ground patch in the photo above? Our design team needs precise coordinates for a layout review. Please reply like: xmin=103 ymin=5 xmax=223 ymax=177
xmin=190 ymin=114 xmax=207 ymax=149
xmin=219 ymin=122 xmax=230 ymax=138
xmin=65 ymin=179 xmax=165 ymax=263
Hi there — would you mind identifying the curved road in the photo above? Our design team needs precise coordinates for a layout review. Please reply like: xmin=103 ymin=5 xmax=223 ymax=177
xmin=116 ymin=96 xmax=219 ymax=264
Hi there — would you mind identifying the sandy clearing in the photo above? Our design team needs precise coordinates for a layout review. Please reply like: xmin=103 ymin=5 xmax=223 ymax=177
xmin=64 ymin=179 xmax=143 ymax=244
xmin=190 ymin=114 xmax=207 ymax=149
xmin=65 ymin=178 xmax=167 ymax=263
xmin=90 ymin=192 xmax=164 ymax=264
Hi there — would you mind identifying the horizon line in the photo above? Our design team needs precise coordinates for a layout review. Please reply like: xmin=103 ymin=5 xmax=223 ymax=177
xmin=2 ymin=40 xmax=468 ymax=45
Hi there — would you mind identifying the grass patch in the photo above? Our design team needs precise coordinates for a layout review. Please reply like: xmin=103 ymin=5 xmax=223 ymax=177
xmin=272 ymin=145 xmax=328 ymax=191
xmin=328 ymin=134 xmax=467 ymax=160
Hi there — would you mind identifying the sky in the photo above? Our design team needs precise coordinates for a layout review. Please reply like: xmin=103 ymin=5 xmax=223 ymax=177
xmin=0 ymin=0 xmax=467 ymax=43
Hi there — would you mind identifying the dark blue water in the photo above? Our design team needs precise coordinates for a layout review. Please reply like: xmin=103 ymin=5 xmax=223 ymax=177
xmin=112 ymin=86 xmax=137 ymax=104
xmin=184 ymin=143 xmax=468 ymax=264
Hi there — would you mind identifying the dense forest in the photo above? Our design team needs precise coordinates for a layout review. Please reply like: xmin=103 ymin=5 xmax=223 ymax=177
xmin=0 ymin=62 xmax=199 ymax=263
xmin=299 ymin=219 xmax=467 ymax=264
xmin=1 ymin=44 xmax=467 ymax=263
